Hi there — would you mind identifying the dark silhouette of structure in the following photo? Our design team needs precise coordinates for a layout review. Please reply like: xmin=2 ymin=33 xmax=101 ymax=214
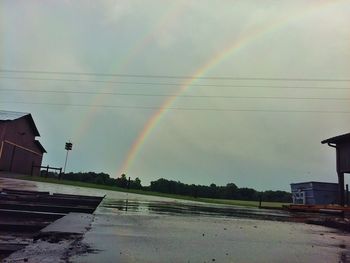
xmin=0 ymin=110 xmax=46 ymax=175
xmin=322 ymin=133 xmax=350 ymax=206
xmin=290 ymin=182 xmax=338 ymax=205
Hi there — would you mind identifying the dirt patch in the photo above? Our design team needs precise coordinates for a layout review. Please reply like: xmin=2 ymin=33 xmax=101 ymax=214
xmin=3 ymin=231 xmax=99 ymax=263
xmin=306 ymin=218 xmax=350 ymax=233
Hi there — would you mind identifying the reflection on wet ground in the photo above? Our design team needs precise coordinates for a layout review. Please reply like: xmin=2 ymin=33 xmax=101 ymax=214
xmin=101 ymin=199 xmax=291 ymax=220
xmin=0 ymin=177 xmax=336 ymax=222
xmin=0 ymin=176 xmax=291 ymax=221
xmin=0 ymin=177 xmax=37 ymax=191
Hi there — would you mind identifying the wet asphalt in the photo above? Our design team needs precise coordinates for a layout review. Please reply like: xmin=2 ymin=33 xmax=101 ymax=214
xmin=1 ymin=177 xmax=349 ymax=263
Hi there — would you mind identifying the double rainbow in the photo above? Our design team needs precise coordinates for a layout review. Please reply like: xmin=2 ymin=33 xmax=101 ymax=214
xmin=118 ymin=0 xmax=342 ymax=176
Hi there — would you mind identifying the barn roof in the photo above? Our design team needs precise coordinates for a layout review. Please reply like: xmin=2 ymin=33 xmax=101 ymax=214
xmin=0 ymin=110 xmax=40 ymax=136
xmin=0 ymin=110 xmax=29 ymax=120
xmin=34 ymin=140 xmax=47 ymax=153
xmin=321 ymin=133 xmax=350 ymax=145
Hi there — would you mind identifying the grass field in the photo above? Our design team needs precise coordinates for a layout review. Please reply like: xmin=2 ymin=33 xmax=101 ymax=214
xmin=19 ymin=175 xmax=288 ymax=208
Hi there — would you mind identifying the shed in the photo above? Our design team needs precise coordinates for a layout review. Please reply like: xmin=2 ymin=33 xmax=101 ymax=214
xmin=290 ymin=182 xmax=338 ymax=205
xmin=0 ymin=110 xmax=46 ymax=175
xmin=322 ymin=133 xmax=350 ymax=206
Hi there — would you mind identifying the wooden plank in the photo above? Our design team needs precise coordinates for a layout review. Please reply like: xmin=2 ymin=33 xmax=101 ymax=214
xmin=286 ymin=204 xmax=350 ymax=214
xmin=0 ymin=194 xmax=102 ymax=207
xmin=52 ymin=193 xmax=104 ymax=200
xmin=0 ymin=201 xmax=96 ymax=214
xmin=1 ymin=188 xmax=50 ymax=196
xmin=0 ymin=222 xmax=48 ymax=232
xmin=0 ymin=209 xmax=65 ymax=219
xmin=0 ymin=199 xmax=99 ymax=210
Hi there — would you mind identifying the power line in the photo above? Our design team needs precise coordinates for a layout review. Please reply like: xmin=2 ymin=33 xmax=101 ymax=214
xmin=1 ymin=88 xmax=350 ymax=101
xmin=1 ymin=69 xmax=350 ymax=82
xmin=1 ymin=100 xmax=350 ymax=113
xmin=0 ymin=76 xmax=348 ymax=90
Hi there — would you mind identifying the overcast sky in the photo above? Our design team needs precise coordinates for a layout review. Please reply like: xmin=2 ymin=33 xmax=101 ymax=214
xmin=1 ymin=1 xmax=350 ymax=191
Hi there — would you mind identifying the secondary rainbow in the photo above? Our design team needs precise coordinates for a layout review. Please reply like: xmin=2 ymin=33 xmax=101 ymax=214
xmin=71 ymin=1 xmax=188 ymax=143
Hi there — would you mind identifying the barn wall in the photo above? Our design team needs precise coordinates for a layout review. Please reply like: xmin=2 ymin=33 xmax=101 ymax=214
xmin=0 ymin=117 xmax=44 ymax=175
xmin=0 ymin=141 xmax=13 ymax=171
xmin=3 ymin=118 xmax=38 ymax=151
xmin=0 ymin=121 xmax=9 ymax=143
xmin=11 ymin=145 xmax=43 ymax=175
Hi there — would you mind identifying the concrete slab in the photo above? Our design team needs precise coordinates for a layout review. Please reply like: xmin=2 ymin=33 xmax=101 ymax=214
xmin=71 ymin=214 xmax=350 ymax=263
xmin=41 ymin=213 xmax=93 ymax=234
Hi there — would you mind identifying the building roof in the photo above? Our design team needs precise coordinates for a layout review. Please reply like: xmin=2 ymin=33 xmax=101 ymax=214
xmin=34 ymin=140 xmax=47 ymax=153
xmin=0 ymin=110 xmax=30 ymax=121
xmin=0 ymin=110 xmax=40 ymax=136
xmin=291 ymin=181 xmax=338 ymax=186
xmin=321 ymin=133 xmax=350 ymax=145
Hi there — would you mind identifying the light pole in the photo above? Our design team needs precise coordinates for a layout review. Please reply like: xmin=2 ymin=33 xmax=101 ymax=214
xmin=64 ymin=141 xmax=73 ymax=173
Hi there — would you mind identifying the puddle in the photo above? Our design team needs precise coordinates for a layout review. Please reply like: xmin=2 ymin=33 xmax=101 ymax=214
xmin=100 ymin=199 xmax=291 ymax=220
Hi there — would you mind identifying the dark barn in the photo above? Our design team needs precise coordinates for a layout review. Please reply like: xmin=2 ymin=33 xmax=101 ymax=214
xmin=0 ymin=110 xmax=46 ymax=175
xmin=322 ymin=133 xmax=350 ymax=206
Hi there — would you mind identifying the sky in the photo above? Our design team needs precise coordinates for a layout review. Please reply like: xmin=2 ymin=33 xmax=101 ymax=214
xmin=1 ymin=0 xmax=350 ymax=191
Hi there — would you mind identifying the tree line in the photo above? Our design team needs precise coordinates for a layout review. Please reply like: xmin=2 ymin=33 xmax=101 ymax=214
xmin=148 ymin=178 xmax=291 ymax=202
xmin=41 ymin=171 xmax=291 ymax=202
xmin=42 ymin=171 xmax=142 ymax=189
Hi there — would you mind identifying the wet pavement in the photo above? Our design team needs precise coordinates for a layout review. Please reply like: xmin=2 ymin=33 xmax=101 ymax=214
xmin=72 ymin=213 xmax=349 ymax=263
xmin=1 ymin=177 xmax=350 ymax=262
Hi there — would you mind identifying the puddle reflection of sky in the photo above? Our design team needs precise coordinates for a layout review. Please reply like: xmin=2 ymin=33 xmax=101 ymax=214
xmin=100 ymin=199 xmax=292 ymax=220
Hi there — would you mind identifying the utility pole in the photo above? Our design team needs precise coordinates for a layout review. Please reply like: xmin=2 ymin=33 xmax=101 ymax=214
xmin=64 ymin=141 xmax=73 ymax=173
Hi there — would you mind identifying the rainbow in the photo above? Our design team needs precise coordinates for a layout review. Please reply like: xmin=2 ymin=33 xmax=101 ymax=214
xmin=118 ymin=0 xmax=343 ymax=176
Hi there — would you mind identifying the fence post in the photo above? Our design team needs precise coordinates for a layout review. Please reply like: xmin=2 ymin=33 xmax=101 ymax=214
xmin=259 ymin=194 xmax=263 ymax=208
xmin=46 ymin=165 xmax=49 ymax=178
xmin=59 ymin=168 xmax=62 ymax=180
